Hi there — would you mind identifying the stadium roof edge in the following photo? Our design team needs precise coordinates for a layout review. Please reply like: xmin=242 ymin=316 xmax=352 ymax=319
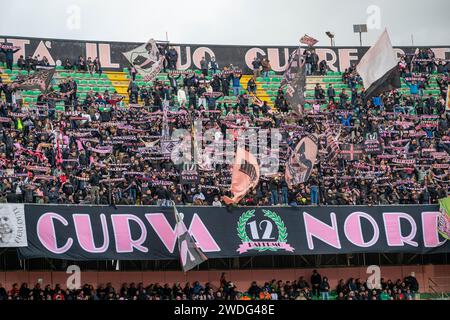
xmin=1 ymin=34 xmax=449 ymax=49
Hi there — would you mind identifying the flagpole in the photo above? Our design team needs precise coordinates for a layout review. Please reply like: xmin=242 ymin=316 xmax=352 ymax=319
xmin=298 ymin=41 xmax=304 ymax=116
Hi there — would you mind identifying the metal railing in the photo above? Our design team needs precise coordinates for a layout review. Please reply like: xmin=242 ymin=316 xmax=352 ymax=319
xmin=428 ymin=277 xmax=450 ymax=299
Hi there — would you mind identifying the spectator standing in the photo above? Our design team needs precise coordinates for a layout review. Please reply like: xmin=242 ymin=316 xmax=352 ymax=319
xmin=252 ymin=56 xmax=261 ymax=78
xmin=311 ymin=270 xmax=322 ymax=298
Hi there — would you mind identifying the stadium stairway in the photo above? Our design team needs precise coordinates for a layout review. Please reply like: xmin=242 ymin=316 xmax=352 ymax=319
xmin=105 ymin=71 xmax=130 ymax=102
xmin=0 ymin=66 xmax=12 ymax=84
xmin=240 ymin=74 xmax=273 ymax=106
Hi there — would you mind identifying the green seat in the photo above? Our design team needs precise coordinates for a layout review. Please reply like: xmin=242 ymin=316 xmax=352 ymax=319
xmin=3 ymin=69 xmax=12 ymax=74
xmin=271 ymin=77 xmax=281 ymax=83
xmin=270 ymin=84 xmax=279 ymax=90
xmin=256 ymin=77 xmax=264 ymax=83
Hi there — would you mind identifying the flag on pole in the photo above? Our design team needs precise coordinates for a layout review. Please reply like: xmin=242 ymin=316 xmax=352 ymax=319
xmin=356 ymin=29 xmax=401 ymax=100
xmin=281 ymin=47 xmax=306 ymax=115
xmin=324 ymin=124 xmax=340 ymax=163
xmin=446 ymin=85 xmax=450 ymax=112
xmin=223 ymin=147 xmax=260 ymax=205
xmin=285 ymin=134 xmax=318 ymax=187
xmin=300 ymin=34 xmax=319 ymax=47
xmin=174 ymin=206 xmax=208 ymax=272
xmin=438 ymin=197 xmax=450 ymax=240
xmin=122 ymin=38 xmax=166 ymax=82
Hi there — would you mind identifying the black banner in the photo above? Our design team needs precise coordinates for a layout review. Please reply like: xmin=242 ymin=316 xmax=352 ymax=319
xmin=1 ymin=35 xmax=449 ymax=73
xmin=19 ymin=204 xmax=449 ymax=260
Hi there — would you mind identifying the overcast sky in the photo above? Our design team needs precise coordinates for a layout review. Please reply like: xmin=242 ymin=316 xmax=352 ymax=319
xmin=1 ymin=0 xmax=449 ymax=46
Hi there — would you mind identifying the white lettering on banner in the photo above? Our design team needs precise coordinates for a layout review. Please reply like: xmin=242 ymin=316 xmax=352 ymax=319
xmin=110 ymin=214 xmax=148 ymax=253
xmin=344 ymin=211 xmax=380 ymax=248
xmin=339 ymin=48 xmax=359 ymax=71
xmin=421 ymin=212 xmax=447 ymax=248
xmin=145 ymin=213 xmax=220 ymax=253
xmin=245 ymin=48 xmax=265 ymax=70
xmin=175 ymin=46 xmax=191 ymax=70
xmin=33 ymin=41 xmax=55 ymax=65
xmin=383 ymin=212 xmax=419 ymax=247
xmin=317 ymin=49 xmax=338 ymax=72
xmin=192 ymin=47 xmax=215 ymax=69
xmin=73 ymin=214 xmax=110 ymax=253
xmin=431 ymin=48 xmax=450 ymax=60
xmin=37 ymin=212 xmax=74 ymax=254
xmin=7 ymin=38 xmax=30 ymax=62
xmin=99 ymin=43 xmax=120 ymax=68
xmin=303 ymin=212 xmax=342 ymax=250
xmin=394 ymin=48 xmax=406 ymax=58
xmin=85 ymin=43 xmax=97 ymax=60
xmin=25 ymin=207 xmax=449 ymax=259
xmin=267 ymin=48 xmax=290 ymax=72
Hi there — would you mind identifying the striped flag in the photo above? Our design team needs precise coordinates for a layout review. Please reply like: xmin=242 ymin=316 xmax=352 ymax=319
xmin=324 ymin=125 xmax=340 ymax=162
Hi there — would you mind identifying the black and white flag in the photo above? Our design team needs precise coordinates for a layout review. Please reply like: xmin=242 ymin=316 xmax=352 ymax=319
xmin=281 ymin=47 xmax=306 ymax=115
xmin=122 ymin=38 xmax=166 ymax=82
xmin=12 ymin=67 xmax=54 ymax=92
xmin=174 ymin=206 xmax=208 ymax=272
xmin=356 ymin=29 xmax=401 ymax=100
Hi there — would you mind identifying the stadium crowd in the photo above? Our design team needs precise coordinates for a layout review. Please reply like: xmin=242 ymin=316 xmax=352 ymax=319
xmin=0 ymin=49 xmax=448 ymax=207
xmin=0 ymin=270 xmax=420 ymax=300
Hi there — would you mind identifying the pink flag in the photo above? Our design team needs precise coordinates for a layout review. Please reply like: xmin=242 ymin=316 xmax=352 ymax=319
xmin=223 ymin=147 xmax=260 ymax=205
xmin=300 ymin=34 xmax=319 ymax=47
xmin=285 ymin=134 xmax=318 ymax=188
